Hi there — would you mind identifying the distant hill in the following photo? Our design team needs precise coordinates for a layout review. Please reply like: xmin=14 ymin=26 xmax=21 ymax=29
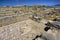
xmin=0 ymin=4 xmax=54 ymax=8
xmin=54 ymin=4 xmax=60 ymax=6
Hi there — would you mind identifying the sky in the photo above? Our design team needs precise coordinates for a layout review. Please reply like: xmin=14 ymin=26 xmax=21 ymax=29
xmin=0 ymin=0 xmax=60 ymax=6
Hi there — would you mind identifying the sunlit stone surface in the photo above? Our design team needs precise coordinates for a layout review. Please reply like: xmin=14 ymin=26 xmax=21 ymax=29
xmin=0 ymin=19 xmax=45 ymax=40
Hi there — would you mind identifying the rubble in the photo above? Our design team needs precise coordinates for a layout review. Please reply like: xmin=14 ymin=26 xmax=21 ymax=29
xmin=0 ymin=6 xmax=60 ymax=40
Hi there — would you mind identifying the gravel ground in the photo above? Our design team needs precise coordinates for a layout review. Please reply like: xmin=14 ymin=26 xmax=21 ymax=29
xmin=0 ymin=19 xmax=45 ymax=40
